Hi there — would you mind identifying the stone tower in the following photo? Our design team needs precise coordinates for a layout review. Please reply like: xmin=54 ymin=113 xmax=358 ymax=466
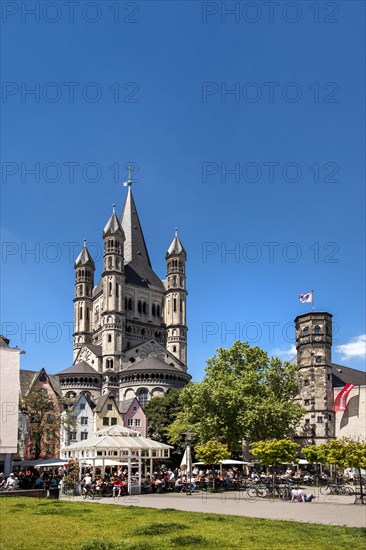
xmin=73 ymin=243 xmax=95 ymax=360
xmin=164 ymin=229 xmax=188 ymax=367
xmin=101 ymin=206 xmax=126 ymax=394
xmin=295 ymin=312 xmax=335 ymax=445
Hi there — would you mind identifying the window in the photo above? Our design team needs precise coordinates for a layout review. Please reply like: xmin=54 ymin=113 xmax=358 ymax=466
xmin=138 ymin=301 xmax=142 ymax=313
xmin=79 ymin=403 xmax=85 ymax=410
xmin=142 ymin=302 xmax=147 ymax=314
xmin=173 ymin=298 xmax=177 ymax=312
xmin=305 ymin=419 xmax=310 ymax=425
xmin=79 ymin=306 xmax=83 ymax=320
xmin=304 ymin=399 xmax=310 ymax=406
xmin=46 ymin=444 xmax=54 ymax=454
xmin=107 ymin=334 xmax=112 ymax=343
xmin=103 ymin=417 xmax=109 ymax=426
xmin=304 ymin=379 xmax=309 ymax=386
xmin=327 ymin=374 xmax=331 ymax=380
xmin=47 ymin=431 xmax=54 ymax=440
xmin=180 ymin=299 xmax=183 ymax=312
xmin=133 ymin=406 xmax=138 ymax=411
xmin=137 ymin=388 xmax=148 ymax=407
xmin=107 ymin=404 xmax=113 ymax=411
xmin=317 ymin=416 xmax=323 ymax=423
xmin=111 ymin=417 xmax=117 ymax=426
xmin=81 ymin=432 xmax=88 ymax=440
xmin=47 ymin=414 xmax=55 ymax=423
xmin=135 ymin=419 xmax=141 ymax=427
xmin=303 ymin=327 xmax=309 ymax=336
xmin=80 ymin=417 xmax=88 ymax=425
xmin=314 ymin=325 xmax=321 ymax=334
xmin=315 ymin=356 xmax=322 ymax=363
xmin=127 ymin=419 xmax=133 ymax=427
xmin=70 ymin=432 xmax=77 ymax=441
xmin=152 ymin=304 xmax=156 ymax=316
xmin=173 ymin=346 xmax=177 ymax=353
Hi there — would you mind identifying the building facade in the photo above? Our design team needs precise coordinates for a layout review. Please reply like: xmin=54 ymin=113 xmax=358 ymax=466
xmin=294 ymin=312 xmax=366 ymax=446
xmin=0 ymin=337 xmax=23 ymax=474
xmin=56 ymin=185 xmax=191 ymax=404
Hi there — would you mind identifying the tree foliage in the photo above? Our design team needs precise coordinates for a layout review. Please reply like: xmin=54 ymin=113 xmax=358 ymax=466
xmin=20 ymin=386 xmax=61 ymax=459
xmin=195 ymin=440 xmax=231 ymax=465
xmin=167 ymin=341 xmax=305 ymax=451
xmin=144 ymin=388 xmax=185 ymax=450
xmin=250 ymin=439 xmax=299 ymax=466
xmin=303 ymin=439 xmax=366 ymax=469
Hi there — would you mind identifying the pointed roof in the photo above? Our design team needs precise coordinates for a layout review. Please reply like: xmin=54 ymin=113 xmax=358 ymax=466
xmin=103 ymin=205 xmax=125 ymax=238
xmin=120 ymin=188 xmax=164 ymax=290
xmin=166 ymin=229 xmax=186 ymax=259
xmin=75 ymin=242 xmax=95 ymax=269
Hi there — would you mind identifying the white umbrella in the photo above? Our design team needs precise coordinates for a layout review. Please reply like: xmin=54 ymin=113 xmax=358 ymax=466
xmin=220 ymin=459 xmax=247 ymax=465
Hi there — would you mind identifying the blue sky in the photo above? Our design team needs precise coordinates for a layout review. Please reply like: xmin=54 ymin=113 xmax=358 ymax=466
xmin=1 ymin=1 xmax=365 ymax=379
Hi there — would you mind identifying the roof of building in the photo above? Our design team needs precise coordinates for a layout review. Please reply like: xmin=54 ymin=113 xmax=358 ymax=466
xmin=290 ymin=355 xmax=366 ymax=388
xmin=58 ymin=361 xmax=100 ymax=376
xmin=121 ymin=355 xmax=185 ymax=374
xmin=0 ymin=335 xmax=10 ymax=347
xmin=118 ymin=397 xmax=136 ymax=414
xmin=92 ymin=278 xmax=103 ymax=297
xmin=75 ymin=244 xmax=95 ymax=269
xmin=84 ymin=344 xmax=103 ymax=357
xmin=120 ymin=188 xmax=164 ymax=291
xmin=166 ymin=232 xmax=186 ymax=258
xmin=19 ymin=369 xmax=62 ymax=397
xmin=94 ymin=392 xmax=116 ymax=413
xmin=331 ymin=363 xmax=366 ymax=387
xmin=68 ymin=391 xmax=96 ymax=411
xmin=103 ymin=209 xmax=125 ymax=238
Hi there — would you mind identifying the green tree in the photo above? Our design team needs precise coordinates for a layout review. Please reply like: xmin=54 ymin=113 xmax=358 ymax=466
xmin=195 ymin=440 xmax=230 ymax=490
xmin=250 ymin=439 xmax=299 ymax=492
xmin=167 ymin=341 xmax=305 ymax=452
xmin=20 ymin=386 xmax=61 ymax=459
xmin=144 ymin=388 xmax=186 ymax=453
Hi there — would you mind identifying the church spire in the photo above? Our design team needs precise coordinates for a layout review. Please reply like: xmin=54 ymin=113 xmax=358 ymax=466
xmin=120 ymin=186 xmax=152 ymax=267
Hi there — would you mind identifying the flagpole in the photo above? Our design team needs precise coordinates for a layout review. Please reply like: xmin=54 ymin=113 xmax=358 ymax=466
xmin=312 ymin=289 xmax=314 ymax=312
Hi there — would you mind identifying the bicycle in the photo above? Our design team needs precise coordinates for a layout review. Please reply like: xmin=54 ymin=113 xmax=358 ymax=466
xmin=320 ymin=483 xmax=354 ymax=496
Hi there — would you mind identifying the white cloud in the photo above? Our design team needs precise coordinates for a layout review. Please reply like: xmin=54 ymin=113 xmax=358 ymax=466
xmin=336 ymin=334 xmax=366 ymax=360
xmin=271 ymin=345 xmax=296 ymax=360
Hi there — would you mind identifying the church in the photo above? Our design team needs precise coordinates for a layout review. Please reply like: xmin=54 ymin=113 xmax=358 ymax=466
xmin=56 ymin=182 xmax=191 ymax=406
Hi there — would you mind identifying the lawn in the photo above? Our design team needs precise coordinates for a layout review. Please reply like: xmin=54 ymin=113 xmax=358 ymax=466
xmin=0 ymin=497 xmax=364 ymax=550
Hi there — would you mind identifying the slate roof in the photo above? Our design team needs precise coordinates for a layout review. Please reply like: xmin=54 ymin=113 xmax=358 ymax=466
xmin=84 ymin=344 xmax=103 ymax=357
xmin=57 ymin=361 xmax=100 ymax=376
xmin=92 ymin=278 xmax=103 ymax=297
xmin=166 ymin=233 xmax=186 ymax=258
xmin=19 ymin=369 xmax=62 ymax=397
xmin=290 ymin=356 xmax=366 ymax=388
xmin=331 ymin=363 xmax=366 ymax=387
xmin=94 ymin=392 xmax=116 ymax=413
xmin=103 ymin=210 xmax=125 ymax=238
xmin=121 ymin=355 xmax=185 ymax=374
xmin=118 ymin=397 xmax=136 ymax=414
xmin=75 ymin=245 xmax=95 ymax=269
xmin=0 ymin=335 xmax=10 ymax=347
xmin=120 ymin=188 xmax=164 ymax=291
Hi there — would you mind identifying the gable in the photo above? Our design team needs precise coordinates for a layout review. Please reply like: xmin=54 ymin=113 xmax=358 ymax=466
xmin=122 ymin=340 xmax=183 ymax=369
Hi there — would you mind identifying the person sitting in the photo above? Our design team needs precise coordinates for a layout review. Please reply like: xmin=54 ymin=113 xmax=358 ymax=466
xmin=291 ymin=487 xmax=304 ymax=502
xmin=175 ymin=476 xmax=185 ymax=492
xmin=5 ymin=473 xmax=18 ymax=490
xmin=112 ymin=477 xmax=125 ymax=497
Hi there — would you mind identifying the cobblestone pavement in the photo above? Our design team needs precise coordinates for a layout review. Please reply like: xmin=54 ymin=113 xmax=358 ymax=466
xmin=61 ymin=491 xmax=366 ymax=528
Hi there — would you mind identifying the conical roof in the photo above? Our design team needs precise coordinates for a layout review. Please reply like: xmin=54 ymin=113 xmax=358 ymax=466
xmin=166 ymin=230 xmax=186 ymax=259
xmin=103 ymin=209 xmax=125 ymax=238
xmin=120 ymin=188 xmax=164 ymax=290
xmin=74 ymin=244 xmax=95 ymax=269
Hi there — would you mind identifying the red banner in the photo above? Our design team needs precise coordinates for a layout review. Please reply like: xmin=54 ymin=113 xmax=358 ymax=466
xmin=334 ymin=383 xmax=355 ymax=412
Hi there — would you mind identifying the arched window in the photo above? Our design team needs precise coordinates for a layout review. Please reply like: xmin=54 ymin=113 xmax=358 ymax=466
xmin=142 ymin=302 xmax=147 ymax=315
xmin=79 ymin=306 xmax=83 ymax=320
xmin=303 ymin=327 xmax=309 ymax=336
xmin=156 ymin=305 xmax=161 ymax=317
xmin=314 ymin=325 xmax=321 ymax=334
xmin=128 ymin=298 xmax=133 ymax=310
xmin=152 ymin=304 xmax=156 ymax=316
xmin=173 ymin=298 xmax=177 ymax=312
xmin=138 ymin=301 xmax=142 ymax=313
xmin=137 ymin=388 xmax=148 ymax=407
xmin=106 ymin=359 xmax=114 ymax=369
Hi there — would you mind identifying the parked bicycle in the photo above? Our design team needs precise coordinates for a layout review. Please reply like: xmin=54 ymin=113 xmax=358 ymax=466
xmin=320 ymin=483 xmax=354 ymax=496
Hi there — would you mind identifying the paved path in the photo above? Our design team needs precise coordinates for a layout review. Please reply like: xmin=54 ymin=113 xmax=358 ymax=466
xmin=62 ymin=492 xmax=366 ymax=528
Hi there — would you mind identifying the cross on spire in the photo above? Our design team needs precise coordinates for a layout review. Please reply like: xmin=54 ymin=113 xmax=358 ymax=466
xmin=123 ymin=164 xmax=135 ymax=187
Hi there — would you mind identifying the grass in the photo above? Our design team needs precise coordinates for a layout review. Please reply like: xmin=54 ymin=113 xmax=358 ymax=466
xmin=0 ymin=497 xmax=364 ymax=550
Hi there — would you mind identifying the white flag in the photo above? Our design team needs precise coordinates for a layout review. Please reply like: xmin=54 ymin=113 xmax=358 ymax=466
xmin=299 ymin=291 xmax=313 ymax=303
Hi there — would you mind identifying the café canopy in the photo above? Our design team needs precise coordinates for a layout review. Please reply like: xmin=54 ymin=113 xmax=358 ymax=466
xmin=62 ymin=425 xmax=173 ymax=493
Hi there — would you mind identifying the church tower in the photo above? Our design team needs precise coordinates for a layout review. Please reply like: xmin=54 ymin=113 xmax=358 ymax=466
xmin=73 ymin=242 xmax=95 ymax=360
xmin=295 ymin=312 xmax=335 ymax=445
xmin=164 ymin=229 xmax=188 ymax=368
xmin=101 ymin=206 xmax=125 ymax=393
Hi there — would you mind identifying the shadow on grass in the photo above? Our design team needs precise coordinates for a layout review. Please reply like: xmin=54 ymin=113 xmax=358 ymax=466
xmin=170 ymin=535 xmax=209 ymax=546
xmin=132 ymin=522 xmax=188 ymax=536
xmin=79 ymin=541 xmax=155 ymax=550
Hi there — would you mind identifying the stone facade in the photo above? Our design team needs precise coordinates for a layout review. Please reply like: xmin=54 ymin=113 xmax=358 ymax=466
xmin=56 ymin=186 xmax=191 ymax=404
xmin=294 ymin=311 xmax=366 ymax=446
